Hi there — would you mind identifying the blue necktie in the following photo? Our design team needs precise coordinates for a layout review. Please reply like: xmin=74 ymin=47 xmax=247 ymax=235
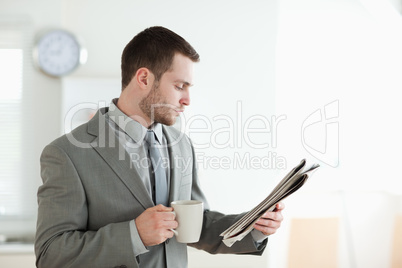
xmin=145 ymin=130 xmax=168 ymax=206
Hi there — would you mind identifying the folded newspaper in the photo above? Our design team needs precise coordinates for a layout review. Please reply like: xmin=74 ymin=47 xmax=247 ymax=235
xmin=220 ymin=159 xmax=320 ymax=247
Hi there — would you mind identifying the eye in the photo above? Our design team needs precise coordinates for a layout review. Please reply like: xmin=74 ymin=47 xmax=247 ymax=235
xmin=175 ymin=85 xmax=184 ymax=91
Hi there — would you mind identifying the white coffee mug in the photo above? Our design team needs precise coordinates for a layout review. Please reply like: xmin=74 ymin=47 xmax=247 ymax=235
xmin=171 ymin=200 xmax=203 ymax=243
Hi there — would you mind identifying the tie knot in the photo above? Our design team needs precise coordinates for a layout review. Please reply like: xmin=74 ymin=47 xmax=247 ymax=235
xmin=145 ymin=130 xmax=156 ymax=146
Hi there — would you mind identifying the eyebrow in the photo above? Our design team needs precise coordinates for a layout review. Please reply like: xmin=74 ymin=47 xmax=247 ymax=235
xmin=174 ymin=79 xmax=193 ymax=87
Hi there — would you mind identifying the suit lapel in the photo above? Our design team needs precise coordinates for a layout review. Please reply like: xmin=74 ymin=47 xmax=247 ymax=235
xmin=88 ymin=108 xmax=154 ymax=209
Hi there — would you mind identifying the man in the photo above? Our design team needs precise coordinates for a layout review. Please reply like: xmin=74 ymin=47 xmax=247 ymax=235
xmin=35 ymin=26 xmax=284 ymax=268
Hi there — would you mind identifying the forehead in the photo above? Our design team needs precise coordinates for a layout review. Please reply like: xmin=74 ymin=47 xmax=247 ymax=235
xmin=162 ymin=53 xmax=194 ymax=84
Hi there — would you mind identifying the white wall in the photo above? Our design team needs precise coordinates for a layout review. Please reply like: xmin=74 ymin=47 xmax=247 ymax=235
xmin=273 ymin=0 xmax=402 ymax=267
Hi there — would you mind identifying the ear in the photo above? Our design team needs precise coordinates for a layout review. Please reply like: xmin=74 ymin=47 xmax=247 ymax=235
xmin=135 ymin=67 xmax=154 ymax=90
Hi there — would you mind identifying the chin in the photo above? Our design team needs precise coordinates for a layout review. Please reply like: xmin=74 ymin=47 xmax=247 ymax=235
xmin=156 ymin=115 xmax=176 ymax=126
xmin=164 ymin=118 xmax=177 ymax=126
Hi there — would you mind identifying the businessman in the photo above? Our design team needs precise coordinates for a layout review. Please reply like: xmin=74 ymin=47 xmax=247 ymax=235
xmin=35 ymin=26 xmax=284 ymax=268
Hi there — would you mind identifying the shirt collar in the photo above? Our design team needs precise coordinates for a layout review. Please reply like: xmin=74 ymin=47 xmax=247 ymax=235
xmin=148 ymin=123 xmax=163 ymax=145
xmin=107 ymin=98 xmax=163 ymax=144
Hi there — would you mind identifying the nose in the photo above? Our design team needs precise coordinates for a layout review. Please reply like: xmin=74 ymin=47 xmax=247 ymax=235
xmin=179 ymin=90 xmax=190 ymax=106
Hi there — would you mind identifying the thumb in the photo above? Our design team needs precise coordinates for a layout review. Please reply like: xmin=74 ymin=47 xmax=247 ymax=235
xmin=274 ymin=202 xmax=285 ymax=211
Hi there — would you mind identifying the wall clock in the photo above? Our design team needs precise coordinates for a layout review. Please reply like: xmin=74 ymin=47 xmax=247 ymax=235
xmin=33 ymin=29 xmax=87 ymax=77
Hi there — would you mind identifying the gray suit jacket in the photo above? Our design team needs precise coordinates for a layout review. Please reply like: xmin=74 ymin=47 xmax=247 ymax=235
xmin=35 ymin=107 xmax=266 ymax=268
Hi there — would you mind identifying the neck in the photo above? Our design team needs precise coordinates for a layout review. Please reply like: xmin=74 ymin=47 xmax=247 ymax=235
xmin=116 ymin=97 xmax=153 ymax=128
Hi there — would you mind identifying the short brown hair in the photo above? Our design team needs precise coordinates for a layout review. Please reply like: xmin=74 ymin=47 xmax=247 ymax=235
xmin=121 ymin=26 xmax=200 ymax=89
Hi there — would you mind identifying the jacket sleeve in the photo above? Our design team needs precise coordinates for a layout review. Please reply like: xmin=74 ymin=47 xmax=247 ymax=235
xmin=35 ymin=144 xmax=139 ymax=268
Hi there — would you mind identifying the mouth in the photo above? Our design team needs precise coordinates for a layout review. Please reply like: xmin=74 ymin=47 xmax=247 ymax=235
xmin=174 ymin=108 xmax=184 ymax=114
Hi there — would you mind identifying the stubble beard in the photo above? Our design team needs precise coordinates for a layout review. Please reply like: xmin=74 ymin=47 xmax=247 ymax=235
xmin=139 ymin=84 xmax=176 ymax=126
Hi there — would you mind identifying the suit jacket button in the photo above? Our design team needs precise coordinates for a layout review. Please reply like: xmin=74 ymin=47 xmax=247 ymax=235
xmin=166 ymin=238 xmax=170 ymax=244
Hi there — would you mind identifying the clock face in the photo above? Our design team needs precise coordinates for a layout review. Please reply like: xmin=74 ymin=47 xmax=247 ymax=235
xmin=35 ymin=29 xmax=82 ymax=77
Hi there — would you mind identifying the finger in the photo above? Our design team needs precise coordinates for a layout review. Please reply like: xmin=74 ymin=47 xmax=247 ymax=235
xmin=255 ymin=218 xmax=281 ymax=229
xmin=154 ymin=217 xmax=177 ymax=231
xmin=166 ymin=229 xmax=175 ymax=239
xmin=253 ymin=223 xmax=278 ymax=236
xmin=154 ymin=204 xmax=173 ymax=212
xmin=156 ymin=218 xmax=178 ymax=232
xmin=261 ymin=211 xmax=283 ymax=222
xmin=160 ymin=211 xmax=176 ymax=221
xmin=274 ymin=202 xmax=285 ymax=211
xmin=165 ymin=220 xmax=178 ymax=230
